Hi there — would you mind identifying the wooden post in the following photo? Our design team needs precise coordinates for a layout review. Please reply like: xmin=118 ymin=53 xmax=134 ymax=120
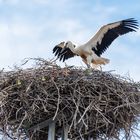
xmin=48 ymin=121 xmax=56 ymax=140
xmin=88 ymin=136 xmax=91 ymax=140
xmin=61 ymin=125 xmax=68 ymax=140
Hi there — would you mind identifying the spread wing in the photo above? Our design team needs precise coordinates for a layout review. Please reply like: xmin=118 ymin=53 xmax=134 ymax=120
xmin=86 ymin=18 xmax=139 ymax=56
xmin=53 ymin=42 xmax=65 ymax=57
xmin=53 ymin=42 xmax=75 ymax=62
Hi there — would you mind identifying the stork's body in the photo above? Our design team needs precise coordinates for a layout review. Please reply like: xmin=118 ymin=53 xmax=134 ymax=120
xmin=53 ymin=18 xmax=138 ymax=68
xmin=69 ymin=44 xmax=109 ymax=68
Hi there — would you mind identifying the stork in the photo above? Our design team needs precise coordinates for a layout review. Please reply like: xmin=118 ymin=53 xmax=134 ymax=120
xmin=53 ymin=18 xmax=138 ymax=68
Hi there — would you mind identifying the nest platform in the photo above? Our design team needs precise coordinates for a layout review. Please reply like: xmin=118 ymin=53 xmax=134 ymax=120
xmin=0 ymin=59 xmax=140 ymax=140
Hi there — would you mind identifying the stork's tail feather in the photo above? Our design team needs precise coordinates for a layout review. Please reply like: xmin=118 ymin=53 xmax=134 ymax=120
xmin=92 ymin=57 xmax=110 ymax=65
xmin=91 ymin=58 xmax=109 ymax=69
xmin=101 ymin=57 xmax=110 ymax=64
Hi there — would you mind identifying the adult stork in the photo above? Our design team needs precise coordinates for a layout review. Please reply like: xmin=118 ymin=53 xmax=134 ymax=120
xmin=53 ymin=18 xmax=138 ymax=68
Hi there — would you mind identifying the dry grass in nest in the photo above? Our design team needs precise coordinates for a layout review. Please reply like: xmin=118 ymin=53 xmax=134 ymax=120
xmin=0 ymin=58 xmax=140 ymax=140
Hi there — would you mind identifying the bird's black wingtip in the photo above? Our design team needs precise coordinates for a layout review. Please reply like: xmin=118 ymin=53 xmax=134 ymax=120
xmin=53 ymin=45 xmax=58 ymax=53
xmin=122 ymin=18 xmax=139 ymax=31
xmin=123 ymin=18 xmax=139 ymax=25
xmin=123 ymin=18 xmax=138 ymax=23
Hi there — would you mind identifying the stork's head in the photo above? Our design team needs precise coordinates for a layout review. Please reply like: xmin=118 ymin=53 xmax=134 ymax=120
xmin=61 ymin=41 xmax=75 ymax=54
xmin=65 ymin=41 xmax=76 ymax=49
xmin=60 ymin=41 xmax=76 ymax=54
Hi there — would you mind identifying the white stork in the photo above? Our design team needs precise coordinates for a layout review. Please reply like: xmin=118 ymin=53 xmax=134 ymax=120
xmin=53 ymin=18 xmax=138 ymax=68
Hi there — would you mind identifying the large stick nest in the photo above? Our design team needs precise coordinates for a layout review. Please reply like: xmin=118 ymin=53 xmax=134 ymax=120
xmin=0 ymin=59 xmax=140 ymax=140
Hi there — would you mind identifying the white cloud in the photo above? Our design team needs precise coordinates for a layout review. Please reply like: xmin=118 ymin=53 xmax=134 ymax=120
xmin=50 ymin=19 xmax=90 ymax=44
xmin=0 ymin=16 xmax=88 ymax=69
xmin=0 ymin=20 xmax=46 ymax=68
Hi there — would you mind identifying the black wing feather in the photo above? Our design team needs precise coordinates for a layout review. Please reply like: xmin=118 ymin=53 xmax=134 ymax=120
xmin=59 ymin=48 xmax=75 ymax=62
xmin=53 ymin=45 xmax=75 ymax=62
xmin=53 ymin=45 xmax=63 ymax=57
xmin=53 ymin=46 xmax=60 ymax=56
xmin=93 ymin=18 xmax=139 ymax=56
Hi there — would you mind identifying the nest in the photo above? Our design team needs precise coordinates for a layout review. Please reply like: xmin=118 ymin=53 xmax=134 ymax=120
xmin=0 ymin=59 xmax=140 ymax=140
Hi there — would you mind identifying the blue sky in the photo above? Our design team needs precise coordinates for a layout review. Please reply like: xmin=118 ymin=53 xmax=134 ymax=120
xmin=0 ymin=0 xmax=140 ymax=81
